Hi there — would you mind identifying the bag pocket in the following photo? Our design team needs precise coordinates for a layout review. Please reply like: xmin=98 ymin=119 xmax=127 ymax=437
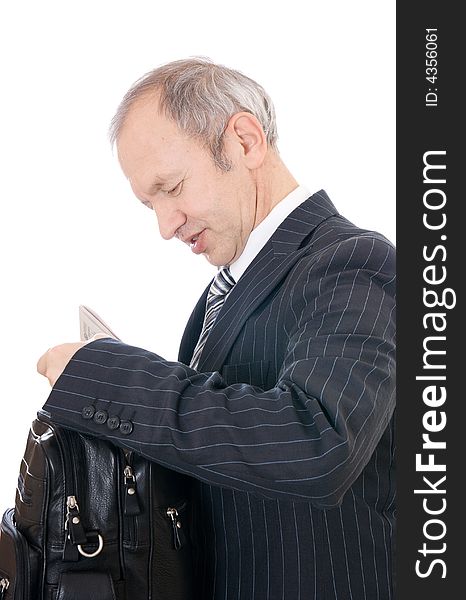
xmin=54 ymin=571 xmax=118 ymax=600
xmin=152 ymin=500 xmax=193 ymax=600
xmin=163 ymin=500 xmax=189 ymax=551
xmin=0 ymin=508 xmax=40 ymax=599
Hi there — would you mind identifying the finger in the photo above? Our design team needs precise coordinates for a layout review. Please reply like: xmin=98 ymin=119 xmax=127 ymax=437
xmin=37 ymin=351 xmax=48 ymax=376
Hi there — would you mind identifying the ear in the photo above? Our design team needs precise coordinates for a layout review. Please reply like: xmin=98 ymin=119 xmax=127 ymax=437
xmin=225 ymin=112 xmax=267 ymax=169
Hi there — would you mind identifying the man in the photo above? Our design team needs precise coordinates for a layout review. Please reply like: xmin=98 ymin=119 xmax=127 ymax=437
xmin=38 ymin=58 xmax=396 ymax=599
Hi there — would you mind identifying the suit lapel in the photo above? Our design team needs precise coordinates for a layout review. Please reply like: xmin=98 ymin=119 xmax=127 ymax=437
xmin=179 ymin=190 xmax=338 ymax=372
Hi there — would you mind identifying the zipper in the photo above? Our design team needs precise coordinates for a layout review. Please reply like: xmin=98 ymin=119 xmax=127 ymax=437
xmin=53 ymin=426 xmax=106 ymax=562
xmin=54 ymin=428 xmax=81 ymax=519
xmin=0 ymin=577 xmax=9 ymax=600
xmin=54 ymin=427 xmax=87 ymax=561
xmin=122 ymin=451 xmax=141 ymax=548
xmin=166 ymin=503 xmax=187 ymax=550
xmin=34 ymin=419 xmax=82 ymax=532
xmin=63 ymin=494 xmax=88 ymax=559
xmin=121 ymin=451 xmax=151 ymax=596
xmin=123 ymin=463 xmax=141 ymax=516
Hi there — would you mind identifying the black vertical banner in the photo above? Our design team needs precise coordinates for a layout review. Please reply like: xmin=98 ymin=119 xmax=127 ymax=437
xmin=397 ymin=2 xmax=461 ymax=598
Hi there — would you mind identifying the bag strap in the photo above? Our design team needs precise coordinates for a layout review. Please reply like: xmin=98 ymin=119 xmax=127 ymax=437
xmin=56 ymin=572 xmax=116 ymax=600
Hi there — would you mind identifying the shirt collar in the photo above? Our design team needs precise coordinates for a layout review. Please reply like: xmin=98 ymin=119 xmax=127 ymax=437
xmin=228 ymin=184 xmax=312 ymax=282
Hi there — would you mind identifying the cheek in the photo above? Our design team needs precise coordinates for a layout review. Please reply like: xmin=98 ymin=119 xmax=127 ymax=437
xmin=193 ymin=170 xmax=251 ymax=233
xmin=218 ymin=200 xmax=243 ymax=234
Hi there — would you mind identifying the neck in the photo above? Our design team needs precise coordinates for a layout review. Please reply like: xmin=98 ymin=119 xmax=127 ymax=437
xmin=252 ymin=152 xmax=299 ymax=228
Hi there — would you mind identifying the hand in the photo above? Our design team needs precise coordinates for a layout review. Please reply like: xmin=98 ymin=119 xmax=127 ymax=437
xmin=37 ymin=334 xmax=110 ymax=387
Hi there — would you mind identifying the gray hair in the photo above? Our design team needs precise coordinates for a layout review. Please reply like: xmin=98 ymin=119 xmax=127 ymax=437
xmin=109 ymin=57 xmax=279 ymax=171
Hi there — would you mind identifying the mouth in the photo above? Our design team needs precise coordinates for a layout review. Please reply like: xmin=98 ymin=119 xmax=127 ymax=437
xmin=187 ymin=230 xmax=206 ymax=255
xmin=189 ymin=232 xmax=201 ymax=247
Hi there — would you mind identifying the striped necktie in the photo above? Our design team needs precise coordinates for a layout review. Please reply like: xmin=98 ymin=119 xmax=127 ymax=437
xmin=190 ymin=266 xmax=235 ymax=370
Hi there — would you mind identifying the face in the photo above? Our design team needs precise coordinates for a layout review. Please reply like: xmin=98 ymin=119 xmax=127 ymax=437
xmin=117 ymin=97 xmax=259 ymax=266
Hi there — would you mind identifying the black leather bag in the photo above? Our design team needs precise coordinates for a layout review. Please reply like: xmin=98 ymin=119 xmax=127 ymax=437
xmin=0 ymin=415 xmax=194 ymax=599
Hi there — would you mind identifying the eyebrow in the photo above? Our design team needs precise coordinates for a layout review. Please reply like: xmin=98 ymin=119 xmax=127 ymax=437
xmin=147 ymin=172 xmax=179 ymax=195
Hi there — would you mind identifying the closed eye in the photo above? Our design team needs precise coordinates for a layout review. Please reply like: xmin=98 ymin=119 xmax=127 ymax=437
xmin=163 ymin=180 xmax=183 ymax=197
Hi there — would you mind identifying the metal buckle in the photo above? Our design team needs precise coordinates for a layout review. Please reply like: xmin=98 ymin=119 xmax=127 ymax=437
xmin=77 ymin=533 xmax=104 ymax=558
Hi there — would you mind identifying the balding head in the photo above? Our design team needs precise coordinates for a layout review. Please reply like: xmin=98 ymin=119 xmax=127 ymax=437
xmin=109 ymin=57 xmax=279 ymax=171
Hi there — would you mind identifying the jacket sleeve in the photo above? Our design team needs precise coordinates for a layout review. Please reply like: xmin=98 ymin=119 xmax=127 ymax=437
xmin=42 ymin=235 xmax=396 ymax=508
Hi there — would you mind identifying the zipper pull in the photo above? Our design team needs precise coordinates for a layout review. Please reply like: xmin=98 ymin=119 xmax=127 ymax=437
xmin=166 ymin=507 xmax=186 ymax=550
xmin=0 ymin=578 xmax=9 ymax=600
xmin=65 ymin=495 xmax=88 ymax=545
xmin=124 ymin=466 xmax=141 ymax=516
xmin=63 ymin=532 xmax=79 ymax=562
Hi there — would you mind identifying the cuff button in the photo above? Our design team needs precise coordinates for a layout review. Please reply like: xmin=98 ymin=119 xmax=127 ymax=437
xmin=81 ymin=405 xmax=95 ymax=420
xmin=107 ymin=416 xmax=121 ymax=431
xmin=93 ymin=410 xmax=108 ymax=425
xmin=119 ymin=420 xmax=134 ymax=435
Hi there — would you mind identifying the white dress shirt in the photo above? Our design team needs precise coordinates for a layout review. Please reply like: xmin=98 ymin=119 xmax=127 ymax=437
xmin=228 ymin=185 xmax=312 ymax=282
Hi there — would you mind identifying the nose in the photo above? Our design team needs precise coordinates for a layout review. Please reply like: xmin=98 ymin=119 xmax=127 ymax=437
xmin=154 ymin=200 xmax=186 ymax=240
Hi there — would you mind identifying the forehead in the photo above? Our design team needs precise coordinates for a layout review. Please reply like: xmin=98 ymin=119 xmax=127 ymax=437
xmin=116 ymin=96 xmax=201 ymax=182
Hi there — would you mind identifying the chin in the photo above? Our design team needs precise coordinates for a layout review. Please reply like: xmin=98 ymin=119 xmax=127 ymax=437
xmin=204 ymin=245 xmax=236 ymax=268
xmin=204 ymin=254 xmax=218 ymax=267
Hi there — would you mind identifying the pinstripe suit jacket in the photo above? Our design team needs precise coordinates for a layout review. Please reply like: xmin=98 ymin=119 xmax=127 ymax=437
xmin=43 ymin=190 xmax=396 ymax=599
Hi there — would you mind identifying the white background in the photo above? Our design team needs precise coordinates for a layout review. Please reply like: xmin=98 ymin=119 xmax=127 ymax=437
xmin=0 ymin=1 xmax=395 ymax=510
